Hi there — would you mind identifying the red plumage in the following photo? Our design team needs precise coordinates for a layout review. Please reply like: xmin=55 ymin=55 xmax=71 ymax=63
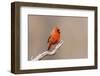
xmin=47 ymin=26 xmax=60 ymax=50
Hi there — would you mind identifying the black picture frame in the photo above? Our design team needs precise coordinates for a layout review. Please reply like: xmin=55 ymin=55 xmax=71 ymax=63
xmin=11 ymin=1 xmax=98 ymax=74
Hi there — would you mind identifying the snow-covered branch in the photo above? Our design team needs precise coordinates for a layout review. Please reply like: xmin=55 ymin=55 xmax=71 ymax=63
xmin=31 ymin=40 xmax=64 ymax=61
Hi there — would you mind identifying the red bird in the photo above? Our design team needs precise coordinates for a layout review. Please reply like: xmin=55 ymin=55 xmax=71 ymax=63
xmin=47 ymin=26 xmax=60 ymax=50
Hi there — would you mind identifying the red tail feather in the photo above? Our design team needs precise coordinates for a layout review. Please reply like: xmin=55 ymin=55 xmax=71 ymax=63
xmin=48 ymin=43 xmax=52 ymax=50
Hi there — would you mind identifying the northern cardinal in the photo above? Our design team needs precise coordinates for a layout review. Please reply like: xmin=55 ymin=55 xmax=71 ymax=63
xmin=47 ymin=26 xmax=60 ymax=50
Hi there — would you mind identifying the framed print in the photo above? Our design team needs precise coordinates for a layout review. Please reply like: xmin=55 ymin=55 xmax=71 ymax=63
xmin=11 ymin=2 xmax=98 ymax=74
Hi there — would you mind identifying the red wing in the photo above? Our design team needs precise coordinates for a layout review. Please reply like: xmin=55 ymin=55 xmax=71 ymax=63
xmin=47 ymin=36 xmax=51 ymax=43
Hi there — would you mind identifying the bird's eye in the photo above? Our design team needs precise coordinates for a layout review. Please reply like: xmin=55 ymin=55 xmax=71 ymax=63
xmin=57 ymin=29 xmax=60 ymax=33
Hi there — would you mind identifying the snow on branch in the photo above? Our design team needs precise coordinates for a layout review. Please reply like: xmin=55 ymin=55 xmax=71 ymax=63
xmin=31 ymin=40 xmax=64 ymax=61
